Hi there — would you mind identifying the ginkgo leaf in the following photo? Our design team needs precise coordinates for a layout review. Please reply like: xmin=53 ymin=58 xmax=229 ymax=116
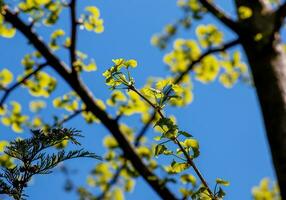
xmin=112 ymin=188 xmax=124 ymax=200
xmin=83 ymin=60 xmax=97 ymax=72
xmin=0 ymin=141 xmax=9 ymax=152
xmin=0 ymin=68 xmax=13 ymax=87
xmin=216 ymin=178 xmax=230 ymax=186
xmin=180 ymin=174 xmax=196 ymax=185
xmin=85 ymin=6 xmax=100 ymax=18
xmin=238 ymin=6 xmax=253 ymax=19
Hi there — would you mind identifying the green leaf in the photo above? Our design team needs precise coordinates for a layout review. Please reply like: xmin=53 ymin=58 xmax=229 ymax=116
xmin=112 ymin=187 xmax=124 ymax=200
xmin=191 ymin=186 xmax=209 ymax=199
xmin=178 ymin=131 xmax=192 ymax=137
xmin=170 ymin=161 xmax=189 ymax=173
xmin=154 ymin=144 xmax=167 ymax=156
xmin=155 ymin=117 xmax=177 ymax=131
xmin=184 ymin=138 xmax=200 ymax=158
xmin=124 ymin=179 xmax=135 ymax=192
xmin=216 ymin=178 xmax=230 ymax=186
xmin=180 ymin=174 xmax=196 ymax=185
xmin=217 ymin=187 xmax=226 ymax=198
xmin=154 ymin=117 xmax=178 ymax=139
xmin=153 ymin=136 xmax=161 ymax=141
xmin=163 ymin=150 xmax=173 ymax=155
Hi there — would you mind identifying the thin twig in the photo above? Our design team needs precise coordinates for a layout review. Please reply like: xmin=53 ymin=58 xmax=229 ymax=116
xmin=129 ymin=86 xmax=164 ymax=118
xmin=53 ymin=109 xmax=85 ymax=127
xmin=129 ymin=85 xmax=214 ymax=198
xmin=133 ymin=40 xmax=240 ymax=194
xmin=0 ymin=63 xmax=48 ymax=107
xmin=173 ymin=39 xmax=240 ymax=86
xmin=175 ymin=138 xmax=213 ymax=197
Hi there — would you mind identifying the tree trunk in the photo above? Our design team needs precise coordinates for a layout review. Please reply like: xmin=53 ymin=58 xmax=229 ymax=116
xmin=233 ymin=0 xmax=286 ymax=196
xmin=242 ymin=35 xmax=286 ymax=198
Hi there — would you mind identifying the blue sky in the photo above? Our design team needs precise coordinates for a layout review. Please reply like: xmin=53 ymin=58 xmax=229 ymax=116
xmin=0 ymin=0 xmax=276 ymax=199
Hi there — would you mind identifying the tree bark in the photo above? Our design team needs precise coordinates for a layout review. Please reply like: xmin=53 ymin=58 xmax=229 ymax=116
xmin=241 ymin=35 xmax=286 ymax=198
xmin=233 ymin=1 xmax=286 ymax=197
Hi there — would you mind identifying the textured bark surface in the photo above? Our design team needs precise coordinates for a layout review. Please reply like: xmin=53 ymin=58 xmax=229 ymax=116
xmin=234 ymin=1 xmax=286 ymax=197
xmin=242 ymin=36 xmax=286 ymax=198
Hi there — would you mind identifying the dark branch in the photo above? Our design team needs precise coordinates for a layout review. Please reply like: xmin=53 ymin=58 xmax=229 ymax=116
xmin=199 ymin=0 xmax=240 ymax=32
xmin=0 ymin=63 xmax=48 ymax=107
xmin=3 ymin=7 xmax=177 ymax=200
xmin=277 ymin=1 xmax=286 ymax=19
xmin=69 ymin=0 xmax=78 ymax=76
xmin=274 ymin=2 xmax=286 ymax=32
xmin=55 ymin=109 xmax=85 ymax=127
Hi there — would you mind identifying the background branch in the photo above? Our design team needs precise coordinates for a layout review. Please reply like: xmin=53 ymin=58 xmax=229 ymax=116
xmin=174 ymin=38 xmax=240 ymax=85
xmin=135 ymin=112 xmax=157 ymax=146
xmin=96 ymin=164 xmax=125 ymax=200
xmin=278 ymin=2 xmax=286 ymax=19
xmin=97 ymin=116 xmax=160 ymax=200
xmin=134 ymin=39 xmax=240 ymax=144
xmin=274 ymin=2 xmax=286 ymax=32
xmin=69 ymin=0 xmax=78 ymax=76
xmin=0 ymin=63 xmax=48 ymax=107
xmin=53 ymin=109 xmax=85 ymax=127
xmin=199 ymin=0 xmax=239 ymax=32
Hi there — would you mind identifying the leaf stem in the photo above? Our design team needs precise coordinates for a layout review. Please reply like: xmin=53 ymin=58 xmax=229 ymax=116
xmin=175 ymin=138 xmax=214 ymax=197
xmin=129 ymin=86 xmax=164 ymax=118
xmin=129 ymin=85 xmax=214 ymax=198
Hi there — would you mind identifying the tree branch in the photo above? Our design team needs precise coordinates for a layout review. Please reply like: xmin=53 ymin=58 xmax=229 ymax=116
xmin=97 ymin=119 xmax=162 ymax=200
xmin=173 ymin=39 xmax=240 ymax=85
xmin=3 ymin=7 xmax=177 ymax=200
xmin=97 ymin=113 xmax=161 ymax=200
xmin=199 ymin=0 xmax=240 ymax=32
xmin=129 ymin=85 xmax=164 ymax=118
xmin=274 ymin=2 xmax=286 ymax=32
xmin=278 ymin=2 xmax=286 ymax=19
xmin=134 ymin=39 xmax=240 ymax=145
xmin=69 ymin=0 xmax=78 ymax=76
xmin=0 ymin=63 xmax=48 ymax=107
xmin=129 ymin=86 xmax=214 ymax=198
xmin=53 ymin=109 xmax=85 ymax=127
